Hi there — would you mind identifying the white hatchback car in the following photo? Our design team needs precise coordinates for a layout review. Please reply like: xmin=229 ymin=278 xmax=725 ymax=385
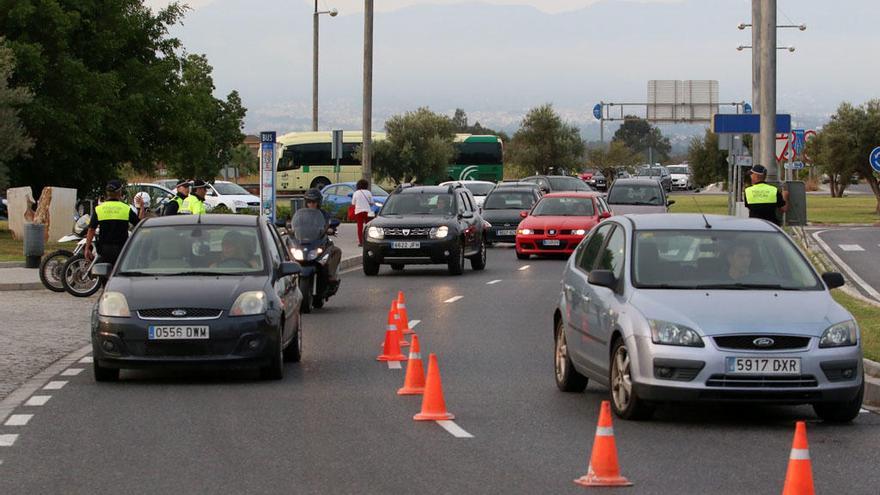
xmin=439 ymin=180 xmax=495 ymax=208
xmin=204 ymin=181 xmax=261 ymax=214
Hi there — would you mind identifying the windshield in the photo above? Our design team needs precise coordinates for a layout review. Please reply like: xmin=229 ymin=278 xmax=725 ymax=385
xmin=118 ymin=225 xmax=264 ymax=275
xmin=607 ymin=184 xmax=663 ymax=206
xmin=633 ymin=230 xmax=822 ymax=290
xmin=291 ymin=208 xmax=328 ymax=242
xmin=637 ymin=168 xmax=663 ymax=177
xmin=667 ymin=166 xmax=689 ymax=175
xmin=548 ymin=177 xmax=591 ymax=191
xmin=382 ymin=193 xmax=455 ymax=216
xmin=532 ymin=197 xmax=595 ymax=216
xmin=371 ymin=185 xmax=389 ymax=197
xmin=212 ymin=182 xmax=251 ymax=195
xmin=483 ymin=191 xmax=536 ymax=210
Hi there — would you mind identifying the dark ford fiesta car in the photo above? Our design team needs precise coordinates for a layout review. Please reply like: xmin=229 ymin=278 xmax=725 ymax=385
xmin=481 ymin=184 xmax=542 ymax=244
xmin=90 ymin=215 xmax=303 ymax=381
xmin=363 ymin=183 xmax=487 ymax=275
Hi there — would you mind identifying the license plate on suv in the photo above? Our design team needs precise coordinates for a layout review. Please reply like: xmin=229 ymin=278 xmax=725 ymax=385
xmin=148 ymin=326 xmax=210 ymax=340
xmin=391 ymin=241 xmax=420 ymax=249
xmin=726 ymin=357 xmax=801 ymax=375
xmin=496 ymin=230 xmax=516 ymax=236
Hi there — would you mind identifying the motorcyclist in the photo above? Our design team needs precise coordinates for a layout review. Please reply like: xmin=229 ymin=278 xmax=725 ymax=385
xmin=163 ymin=179 xmax=192 ymax=216
xmin=291 ymin=188 xmax=342 ymax=292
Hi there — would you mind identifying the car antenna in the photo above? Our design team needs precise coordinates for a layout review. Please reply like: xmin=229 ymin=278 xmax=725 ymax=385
xmin=691 ymin=197 xmax=712 ymax=229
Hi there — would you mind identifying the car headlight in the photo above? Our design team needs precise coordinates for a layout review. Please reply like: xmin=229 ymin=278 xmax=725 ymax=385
xmin=98 ymin=291 xmax=131 ymax=317
xmin=234 ymin=200 xmax=247 ymax=207
xmin=819 ymin=320 xmax=858 ymax=348
xmin=649 ymin=320 xmax=704 ymax=347
xmin=431 ymin=226 xmax=449 ymax=239
xmin=517 ymin=228 xmax=533 ymax=235
xmin=230 ymin=291 xmax=267 ymax=316
xmin=573 ymin=229 xmax=587 ymax=236
xmin=368 ymin=226 xmax=384 ymax=239
xmin=292 ymin=248 xmax=305 ymax=261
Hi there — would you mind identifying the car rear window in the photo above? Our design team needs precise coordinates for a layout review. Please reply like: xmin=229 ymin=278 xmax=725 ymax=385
xmin=607 ymin=184 xmax=663 ymax=206
xmin=483 ymin=191 xmax=536 ymax=210
xmin=532 ymin=197 xmax=595 ymax=216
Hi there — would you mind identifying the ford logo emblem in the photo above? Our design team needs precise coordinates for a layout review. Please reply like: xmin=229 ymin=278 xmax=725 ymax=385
xmin=753 ymin=337 xmax=775 ymax=347
xmin=171 ymin=309 xmax=187 ymax=317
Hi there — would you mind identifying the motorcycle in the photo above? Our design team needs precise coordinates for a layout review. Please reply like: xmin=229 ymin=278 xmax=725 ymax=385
xmin=39 ymin=213 xmax=90 ymax=292
xmin=284 ymin=210 xmax=341 ymax=313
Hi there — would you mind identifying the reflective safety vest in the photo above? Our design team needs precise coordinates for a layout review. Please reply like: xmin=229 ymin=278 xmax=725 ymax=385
xmin=94 ymin=200 xmax=131 ymax=221
xmin=180 ymin=195 xmax=207 ymax=215
xmin=745 ymin=182 xmax=778 ymax=205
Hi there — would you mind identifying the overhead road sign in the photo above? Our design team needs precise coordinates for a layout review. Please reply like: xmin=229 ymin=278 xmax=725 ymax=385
xmin=870 ymin=146 xmax=880 ymax=173
xmin=712 ymin=114 xmax=792 ymax=134
xmin=743 ymin=102 xmax=753 ymax=114
xmin=593 ymin=104 xmax=602 ymax=120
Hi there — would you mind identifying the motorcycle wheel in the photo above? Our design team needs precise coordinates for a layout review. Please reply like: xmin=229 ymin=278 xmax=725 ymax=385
xmin=299 ymin=275 xmax=312 ymax=313
xmin=313 ymin=270 xmax=326 ymax=309
xmin=62 ymin=254 xmax=101 ymax=298
xmin=40 ymin=250 xmax=73 ymax=292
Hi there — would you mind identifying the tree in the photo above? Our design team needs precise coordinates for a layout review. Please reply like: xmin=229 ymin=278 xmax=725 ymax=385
xmin=586 ymin=141 xmax=640 ymax=183
xmin=505 ymin=104 xmax=585 ymax=176
xmin=0 ymin=39 xmax=32 ymax=191
xmin=450 ymin=108 xmax=510 ymax=142
xmin=612 ymin=116 xmax=671 ymax=163
xmin=229 ymin=143 xmax=258 ymax=179
xmin=687 ymin=129 xmax=728 ymax=188
xmin=367 ymin=107 xmax=457 ymax=184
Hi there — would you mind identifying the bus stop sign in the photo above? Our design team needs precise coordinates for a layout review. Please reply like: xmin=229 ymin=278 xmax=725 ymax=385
xmin=260 ymin=131 xmax=277 ymax=224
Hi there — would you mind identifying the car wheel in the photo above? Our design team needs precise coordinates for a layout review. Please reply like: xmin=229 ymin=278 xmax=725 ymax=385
xmin=299 ymin=276 xmax=312 ymax=314
xmin=310 ymin=177 xmax=331 ymax=191
xmin=363 ymin=258 xmax=380 ymax=276
xmin=812 ymin=378 xmax=864 ymax=423
xmin=283 ymin=314 xmax=302 ymax=363
xmin=609 ymin=337 xmax=654 ymax=420
xmin=260 ymin=331 xmax=284 ymax=380
xmin=555 ymin=319 xmax=588 ymax=392
xmin=391 ymin=264 xmax=405 ymax=271
xmin=516 ymin=250 xmax=530 ymax=260
xmin=469 ymin=239 xmax=487 ymax=271
xmin=93 ymin=358 xmax=119 ymax=382
xmin=448 ymin=242 xmax=465 ymax=275
xmin=40 ymin=249 xmax=73 ymax=292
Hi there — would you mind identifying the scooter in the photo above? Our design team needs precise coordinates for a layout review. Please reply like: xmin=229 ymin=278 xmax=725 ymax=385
xmin=39 ymin=213 xmax=90 ymax=292
xmin=285 ymin=217 xmax=341 ymax=313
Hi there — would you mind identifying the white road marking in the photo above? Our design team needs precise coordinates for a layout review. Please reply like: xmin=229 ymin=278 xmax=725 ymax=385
xmin=60 ymin=368 xmax=84 ymax=377
xmin=24 ymin=396 xmax=51 ymax=407
xmin=444 ymin=296 xmax=463 ymax=303
xmin=78 ymin=356 xmax=93 ymax=364
xmin=4 ymin=414 xmax=33 ymax=427
xmin=487 ymin=279 xmax=502 ymax=285
xmin=409 ymin=320 xmax=420 ymax=329
xmin=387 ymin=361 xmax=402 ymax=370
xmin=43 ymin=381 xmax=67 ymax=390
xmin=813 ymin=231 xmax=880 ymax=303
xmin=839 ymin=244 xmax=865 ymax=252
xmin=518 ymin=265 xmax=530 ymax=271
xmin=860 ymin=408 xmax=870 ymax=414
xmin=436 ymin=420 xmax=474 ymax=438
xmin=0 ymin=434 xmax=18 ymax=447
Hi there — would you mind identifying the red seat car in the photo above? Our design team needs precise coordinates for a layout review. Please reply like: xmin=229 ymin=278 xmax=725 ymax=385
xmin=515 ymin=192 xmax=612 ymax=259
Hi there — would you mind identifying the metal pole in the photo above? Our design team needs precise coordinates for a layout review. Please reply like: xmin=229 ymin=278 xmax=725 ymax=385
xmin=312 ymin=0 xmax=319 ymax=132
xmin=751 ymin=0 xmax=761 ymax=165
xmin=361 ymin=0 xmax=373 ymax=185
xmin=759 ymin=0 xmax=777 ymax=181
xmin=599 ymin=118 xmax=604 ymax=144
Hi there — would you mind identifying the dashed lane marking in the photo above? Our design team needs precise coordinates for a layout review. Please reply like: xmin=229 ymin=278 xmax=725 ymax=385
xmin=409 ymin=320 xmax=420 ymax=329
xmin=487 ymin=279 xmax=502 ymax=285
xmin=387 ymin=362 xmax=402 ymax=370
xmin=839 ymin=244 xmax=865 ymax=252
xmin=813 ymin=231 xmax=880 ymax=304
xmin=24 ymin=396 xmax=51 ymax=407
xmin=436 ymin=420 xmax=474 ymax=438
xmin=518 ymin=265 xmax=530 ymax=271
xmin=4 ymin=414 xmax=33 ymax=427
xmin=444 ymin=296 xmax=463 ymax=303
xmin=78 ymin=357 xmax=93 ymax=364
xmin=60 ymin=368 xmax=84 ymax=377
xmin=43 ymin=381 xmax=67 ymax=390
xmin=0 ymin=434 xmax=19 ymax=447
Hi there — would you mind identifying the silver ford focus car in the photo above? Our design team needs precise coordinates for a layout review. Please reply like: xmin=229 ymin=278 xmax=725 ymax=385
xmin=554 ymin=214 xmax=864 ymax=422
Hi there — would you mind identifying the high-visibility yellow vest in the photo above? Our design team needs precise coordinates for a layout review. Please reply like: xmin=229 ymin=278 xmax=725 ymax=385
xmin=94 ymin=201 xmax=131 ymax=221
xmin=745 ymin=182 xmax=778 ymax=205
xmin=181 ymin=195 xmax=206 ymax=215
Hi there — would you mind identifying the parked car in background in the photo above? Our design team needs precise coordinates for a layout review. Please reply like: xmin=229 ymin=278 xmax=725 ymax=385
xmin=204 ymin=181 xmax=261 ymax=214
xmin=636 ymin=166 xmax=672 ymax=192
xmin=153 ymin=179 xmax=180 ymax=191
xmin=605 ymin=178 xmax=673 ymax=215
xmin=321 ymin=182 xmax=388 ymax=217
xmin=521 ymin=175 xmax=594 ymax=194
xmin=667 ymin=165 xmax=692 ymax=190
xmin=515 ymin=192 xmax=612 ymax=259
xmin=481 ymin=183 xmax=543 ymax=244
xmin=126 ymin=183 xmax=175 ymax=215
xmin=439 ymin=180 xmax=495 ymax=208
xmin=578 ymin=170 xmax=607 ymax=191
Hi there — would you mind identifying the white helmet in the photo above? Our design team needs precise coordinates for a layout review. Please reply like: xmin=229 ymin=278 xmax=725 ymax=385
xmin=134 ymin=191 xmax=151 ymax=208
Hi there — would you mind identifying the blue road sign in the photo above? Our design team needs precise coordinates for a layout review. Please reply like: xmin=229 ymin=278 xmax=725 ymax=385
xmin=260 ymin=131 xmax=277 ymax=224
xmin=785 ymin=161 xmax=805 ymax=170
xmin=870 ymin=146 xmax=880 ymax=173
xmin=743 ymin=103 xmax=753 ymax=114
xmin=712 ymin=114 xmax=792 ymax=134
xmin=792 ymin=129 xmax=805 ymax=154
xmin=593 ymin=104 xmax=602 ymax=120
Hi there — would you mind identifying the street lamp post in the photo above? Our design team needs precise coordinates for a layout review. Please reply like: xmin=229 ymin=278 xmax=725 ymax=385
xmin=312 ymin=2 xmax=338 ymax=132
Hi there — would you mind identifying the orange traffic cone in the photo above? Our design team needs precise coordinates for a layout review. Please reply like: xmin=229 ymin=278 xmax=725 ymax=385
xmin=782 ymin=421 xmax=815 ymax=495
xmin=413 ymin=353 xmax=454 ymax=421
xmin=390 ymin=302 xmax=409 ymax=347
xmin=396 ymin=292 xmax=414 ymax=335
xmin=574 ymin=401 xmax=633 ymax=487
xmin=398 ymin=334 xmax=426 ymax=395
xmin=377 ymin=308 xmax=407 ymax=362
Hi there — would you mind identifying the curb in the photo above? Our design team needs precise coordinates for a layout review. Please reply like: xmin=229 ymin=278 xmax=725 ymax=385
xmin=864 ymin=359 xmax=880 ymax=408
xmin=0 ymin=282 xmax=44 ymax=292
xmin=0 ymin=261 xmax=26 ymax=268
xmin=340 ymin=254 xmax=362 ymax=272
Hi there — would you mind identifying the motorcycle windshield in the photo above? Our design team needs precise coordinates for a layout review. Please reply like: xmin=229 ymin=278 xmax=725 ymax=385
xmin=291 ymin=209 xmax=327 ymax=243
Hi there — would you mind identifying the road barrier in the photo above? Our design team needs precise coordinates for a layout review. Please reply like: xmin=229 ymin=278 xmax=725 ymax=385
xmin=574 ymin=401 xmax=633 ymax=487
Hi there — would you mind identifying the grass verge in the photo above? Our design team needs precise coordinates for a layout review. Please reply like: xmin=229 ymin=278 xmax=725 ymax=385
xmin=0 ymin=221 xmax=68 ymax=262
xmin=669 ymin=194 xmax=879 ymax=225
xmin=831 ymin=290 xmax=880 ymax=363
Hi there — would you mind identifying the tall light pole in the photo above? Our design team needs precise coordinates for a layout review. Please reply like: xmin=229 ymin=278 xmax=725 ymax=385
xmin=312 ymin=2 xmax=338 ymax=132
xmin=751 ymin=0 xmax=761 ymax=165
xmin=362 ymin=0 xmax=374 ymax=184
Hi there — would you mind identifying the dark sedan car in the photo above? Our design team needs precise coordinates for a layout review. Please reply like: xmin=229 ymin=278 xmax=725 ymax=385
xmin=91 ymin=214 xmax=303 ymax=381
xmin=521 ymin=175 xmax=595 ymax=193
xmin=481 ymin=184 xmax=542 ymax=244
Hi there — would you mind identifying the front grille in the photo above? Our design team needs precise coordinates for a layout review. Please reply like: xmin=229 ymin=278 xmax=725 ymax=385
xmin=141 ymin=341 xmax=232 ymax=357
xmin=705 ymin=374 xmax=818 ymax=388
xmin=713 ymin=335 xmax=811 ymax=350
xmin=138 ymin=308 xmax=223 ymax=319
xmin=383 ymin=227 xmax=432 ymax=239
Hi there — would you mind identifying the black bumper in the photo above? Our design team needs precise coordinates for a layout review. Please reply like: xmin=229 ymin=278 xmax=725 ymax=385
xmin=363 ymin=238 xmax=457 ymax=265
xmin=633 ymin=380 xmax=864 ymax=404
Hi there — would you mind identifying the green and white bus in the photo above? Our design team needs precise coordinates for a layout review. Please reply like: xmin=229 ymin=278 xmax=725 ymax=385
xmin=274 ymin=131 xmax=504 ymax=192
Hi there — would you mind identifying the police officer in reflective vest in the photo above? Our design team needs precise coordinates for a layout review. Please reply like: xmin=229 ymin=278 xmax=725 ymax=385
xmin=180 ymin=179 xmax=208 ymax=215
xmin=744 ymin=164 xmax=787 ymax=226
xmin=84 ymin=180 xmax=144 ymax=266
xmin=163 ymin=179 xmax=191 ymax=215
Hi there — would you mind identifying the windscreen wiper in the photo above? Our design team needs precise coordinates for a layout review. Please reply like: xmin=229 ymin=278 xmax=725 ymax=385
xmin=164 ymin=271 xmax=225 ymax=277
xmin=116 ymin=270 xmax=154 ymax=277
xmin=694 ymin=283 xmax=798 ymax=290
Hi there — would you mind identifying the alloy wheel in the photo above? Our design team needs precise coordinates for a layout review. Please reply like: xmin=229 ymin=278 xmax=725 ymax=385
xmin=555 ymin=330 xmax=568 ymax=383
xmin=611 ymin=345 xmax=633 ymax=412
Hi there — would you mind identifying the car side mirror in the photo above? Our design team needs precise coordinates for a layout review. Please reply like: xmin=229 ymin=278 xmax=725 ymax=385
xmin=667 ymin=200 xmax=676 ymax=207
xmin=588 ymin=269 xmax=617 ymax=290
xmin=92 ymin=263 xmax=112 ymax=278
xmin=460 ymin=211 xmax=474 ymax=219
xmin=821 ymin=272 xmax=845 ymax=290
xmin=520 ymin=210 xmax=529 ymax=218
xmin=280 ymin=261 xmax=302 ymax=276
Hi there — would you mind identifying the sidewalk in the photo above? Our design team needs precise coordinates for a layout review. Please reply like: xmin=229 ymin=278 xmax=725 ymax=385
xmin=0 ymin=223 xmax=363 ymax=291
